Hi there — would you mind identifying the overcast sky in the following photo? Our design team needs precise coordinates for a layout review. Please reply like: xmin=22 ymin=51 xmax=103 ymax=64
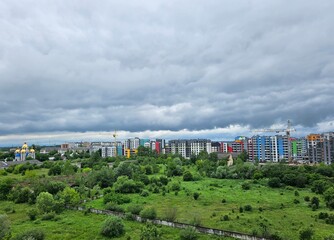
xmin=0 ymin=0 xmax=334 ymax=145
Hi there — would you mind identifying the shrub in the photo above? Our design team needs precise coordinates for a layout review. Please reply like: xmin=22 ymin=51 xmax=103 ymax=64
xmin=304 ymin=196 xmax=310 ymax=202
xmin=140 ymin=190 xmax=149 ymax=197
xmin=295 ymin=191 xmax=300 ymax=196
xmin=114 ymin=176 xmax=144 ymax=194
xmin=100 ymin=216 xmax=125 ymax=238
xmin=294 ymin=199 xmax=300 ymax=204
xmin=41 ymin=211 xmax=55 ymax=221
xmin=299 ymin=228 xmax=314 ymax=240
xmin=244 ymin=205 xmax=253 ymax=211
xmin=324 ymin=187 xmax=334 ymax=210
xmin=309 ymin=197 xmax=320 ymax=210
xmin=183 ymin=171 xmax=193 ymax=181
xmin=268 ymin=177 xmax=281 ymax=188
xmin=222 ymin=215 xmax=229 ymax=221
xmin=104 ymin=193 xmax=131 ymax=205
xmin=193 ymin=192 xmax=200 ymax=200
xmin=0 ymin=214 xmax=11 ymax=240
xmin=127 ymin=204 xmax=144 ymax=215
xmin=180 ymin=227 xmax=198 ymax=240
xmin=318 ymin=212 xmax=329 ymax=219
xmin=36 ymin=192 xmax=55 ymax=213
xmin=171 ymin=182 xmax=181 ymax=191
xmin=326 ymin=214 xmax=334 ymax=225
xmin=140 ymin=207 xmax=157 ymax=220
xmin=241 ymin=182 xmax=251 ymax=190
xmin=27 ymin=208 xmax=39 ymax=221
xmin=221 ymin=199 xmax=226 ymax=203
xmin=105 ymin=203 xmax=125 ymax=213
xmin=140 ymin=223 xmax=161 ymax=240
xmin=13 ymin=229 xmax=45 ymax=240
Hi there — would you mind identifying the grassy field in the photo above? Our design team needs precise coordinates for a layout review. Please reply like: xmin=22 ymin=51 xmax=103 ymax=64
xmin=0 ymin=201 xmax=233 ymax=240
xmin=86 ymin=177 xmax=334 ymax=240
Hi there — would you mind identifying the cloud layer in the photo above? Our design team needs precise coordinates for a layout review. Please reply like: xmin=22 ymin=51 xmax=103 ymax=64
xmin=0 ymin=0 xmax=334 ymax=142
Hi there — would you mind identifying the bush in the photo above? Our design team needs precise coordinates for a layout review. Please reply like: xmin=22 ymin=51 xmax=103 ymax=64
xmin=0 ymin=214 xmax=11 ymax=240
xmin=100 ymin=216 xmax=125 ymax=238
xmin=241 ymin=182 xmax=251 ymax=190
xmin=14 ymin=229 xmax=45 ymax=240
xmin=180 ymin=227 xmax=198 ymax=240
xmin=140 ymin=223 xmax=161 ymax=240
xmin=318 ymin=212 xmax=329 ymax=220
xmin=41 ymin=211 xmax=56 ymax=221
xmin=299 ymin=228 xmax=314 ymax=240
xmin=326 ymin=214 xmax=334 ymax=225
xmin=193 ymin=192 xmax=200 ymax=200
xmin=140 ymin=190 xmax=149 ymax=197
xmin=268 ymin=177 xmax=281 ymax=188
xmin=183 ymin=171 xmax=193 ymax=181
xmin=222 ymin=215 xmax=229 ymax=221
xmin=244 ymin=205 xmax=253 ymax=211
xmin=304 ymin=196 xmax=310 ymax=202
xmin=36 ymin=192 xmax=56 ymax=213
xmin=105 ymin=203 xmax=125 ymax=213
xmin=140 ymin=207 xmax=157 ymax=220
xmin=171 ymin=182 xmax=181 ymax=191
xmin=104 ymin=193 xmax=131 ymax=205
xmin=294 ymin=199 xmax=300 ymax=204
xmin=309 ymin=197 xmax=320 ymax=210
xmin=127 ymin=204 xmax=143 ymax=215
xmin=27 ymin=208 xmax=39 ymax=221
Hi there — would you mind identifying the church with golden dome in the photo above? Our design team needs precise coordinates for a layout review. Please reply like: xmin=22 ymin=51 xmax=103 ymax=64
xmin=14 ymin=142 xmax=36 ymax=161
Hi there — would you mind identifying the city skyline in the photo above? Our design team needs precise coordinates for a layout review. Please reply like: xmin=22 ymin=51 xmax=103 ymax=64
xmin=1 ymin=1 xmax=334 ymax=145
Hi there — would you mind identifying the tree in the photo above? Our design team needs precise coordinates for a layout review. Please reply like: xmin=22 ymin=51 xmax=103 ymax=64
xmin=0 ymin=214 xmax=11 ymax=240
xmin=0 ymin=179 xmax=13 ymax=200
xmin=36 ymin=192 xmax=55 ymax=213
xmin=58 ymin=187 xmax=80 ymax=207
xmin=100 ymin=216 xmax=125 ymax=238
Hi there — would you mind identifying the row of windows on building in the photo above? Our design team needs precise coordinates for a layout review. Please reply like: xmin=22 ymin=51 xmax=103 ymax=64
xmin=94 ymin=133 xmax=334 ymax=164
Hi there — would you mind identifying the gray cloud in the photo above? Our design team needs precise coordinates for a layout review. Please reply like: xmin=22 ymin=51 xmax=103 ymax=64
xmin=0 ymin=0 xmax=334 ymax=139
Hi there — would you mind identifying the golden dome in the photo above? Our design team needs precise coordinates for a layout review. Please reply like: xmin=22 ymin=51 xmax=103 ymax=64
xmin=15 ymin=149 xmax=21 ymax=153
xmin=22 ymin=143 xmax=28 ymax=149
xmin=29 ymin=149 xmax=35 ymax=153
xmin=21 ymin=149 xmax=26 ymax=153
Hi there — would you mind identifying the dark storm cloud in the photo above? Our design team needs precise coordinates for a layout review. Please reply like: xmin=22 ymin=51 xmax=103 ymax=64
xmin=0 ymin=0 xmax=334 ymax=138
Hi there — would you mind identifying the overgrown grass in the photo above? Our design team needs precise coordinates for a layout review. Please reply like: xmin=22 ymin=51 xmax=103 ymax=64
xmin=86 ymin=177 xmax=333 ymax=240
xmin=0 ymin=201 xmax=232 ymax=240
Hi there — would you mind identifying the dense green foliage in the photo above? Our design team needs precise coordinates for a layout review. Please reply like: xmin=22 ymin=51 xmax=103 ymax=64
xmin=100 ymin=216 xmax=125 ymax=238
xmin=1 ymin=148 xmax=334 ymax=239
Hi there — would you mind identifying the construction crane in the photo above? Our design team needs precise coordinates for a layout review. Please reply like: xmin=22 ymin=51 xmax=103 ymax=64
xmin=253 ymin=120 xmax=296 ymax=162
xmin=112 ymin=130 xmax=118 ymax=156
